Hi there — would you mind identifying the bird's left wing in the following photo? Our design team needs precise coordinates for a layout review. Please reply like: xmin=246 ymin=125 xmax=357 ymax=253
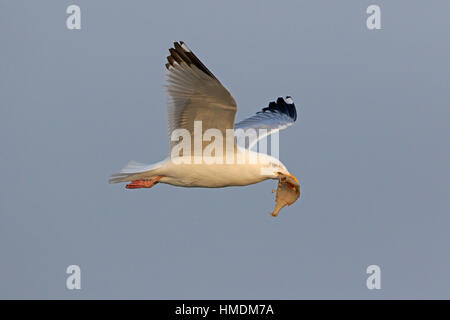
xmin=234 ymin=96 xmax=297 ymax=150
xmin=165 ymin=41 xmax=237 ymax=154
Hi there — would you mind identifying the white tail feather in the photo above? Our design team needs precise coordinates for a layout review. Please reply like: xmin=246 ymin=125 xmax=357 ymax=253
xmin=109 ymin=160 xmax=164 ymax=184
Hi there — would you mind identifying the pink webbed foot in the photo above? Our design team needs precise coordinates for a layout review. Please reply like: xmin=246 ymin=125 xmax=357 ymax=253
xmin=126 ymin=176 xmax=163 ymax=189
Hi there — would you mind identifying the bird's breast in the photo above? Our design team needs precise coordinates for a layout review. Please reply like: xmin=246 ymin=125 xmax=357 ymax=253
xmin=160 ymin=160 xmax=268 ymax=188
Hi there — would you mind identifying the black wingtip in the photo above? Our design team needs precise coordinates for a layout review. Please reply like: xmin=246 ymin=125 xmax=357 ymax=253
xmin=262 ymin=96 xmax=297 ymax=122
xmin=165 ymin=41 xmax=217 ymax=80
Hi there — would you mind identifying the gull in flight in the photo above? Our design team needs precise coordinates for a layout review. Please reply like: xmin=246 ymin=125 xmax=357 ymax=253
xmin=110 ymin=41 xmax=300 ymax=216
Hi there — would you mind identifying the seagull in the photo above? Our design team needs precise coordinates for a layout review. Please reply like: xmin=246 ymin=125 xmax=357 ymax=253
xmin=110 ymin=41 xmax=300 ymax=216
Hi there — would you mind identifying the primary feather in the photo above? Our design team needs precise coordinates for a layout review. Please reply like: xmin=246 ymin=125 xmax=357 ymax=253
xmin=234 ymin=96 xmax=298 ymax=150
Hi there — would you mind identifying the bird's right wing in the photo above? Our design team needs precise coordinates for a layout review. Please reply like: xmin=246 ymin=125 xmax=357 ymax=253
xmin=234 ymin=96 xmax=298 ymax=150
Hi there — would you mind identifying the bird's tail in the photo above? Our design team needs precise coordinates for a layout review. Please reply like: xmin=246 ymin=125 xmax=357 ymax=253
xmin=109 ymin=160 xmax=164 ymax=184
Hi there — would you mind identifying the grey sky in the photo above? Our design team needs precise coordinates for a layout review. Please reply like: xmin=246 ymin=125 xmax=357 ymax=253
xmin=0 ymin=0 xmax=449 ymax=299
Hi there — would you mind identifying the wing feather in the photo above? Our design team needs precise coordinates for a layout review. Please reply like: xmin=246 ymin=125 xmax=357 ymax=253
xmin=234 ymin=97 xmax=297 ymax=150
xmin=165 ymin=42 xmax=237 ymax=154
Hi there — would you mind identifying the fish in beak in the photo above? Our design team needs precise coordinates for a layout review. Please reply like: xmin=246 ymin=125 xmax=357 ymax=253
xmin=272 ymin=173 xmax=301 ymax=217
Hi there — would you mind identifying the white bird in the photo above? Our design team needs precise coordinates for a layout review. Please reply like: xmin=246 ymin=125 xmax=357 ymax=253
xmin=110 ymin=41 xmax=300 ymax=216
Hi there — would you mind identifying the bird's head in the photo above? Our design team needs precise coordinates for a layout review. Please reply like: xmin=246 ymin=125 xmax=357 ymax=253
xmin=259 ymin=155 xmax=298 ymax=182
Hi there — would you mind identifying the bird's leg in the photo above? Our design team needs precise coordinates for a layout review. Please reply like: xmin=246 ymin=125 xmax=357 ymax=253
xmin=126 ymin=176 xmax=163 ymax=189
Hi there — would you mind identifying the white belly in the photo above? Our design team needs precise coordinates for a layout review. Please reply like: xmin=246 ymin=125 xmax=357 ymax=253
xmin=138 ymin=148 xmax=283 ymax=188
xmin=159 ymin=160 xmax=268 ymax=187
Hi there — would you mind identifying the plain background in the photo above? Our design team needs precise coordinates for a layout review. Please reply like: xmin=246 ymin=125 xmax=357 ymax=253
xmin=0 ymin=0 xmax=449 ymax=299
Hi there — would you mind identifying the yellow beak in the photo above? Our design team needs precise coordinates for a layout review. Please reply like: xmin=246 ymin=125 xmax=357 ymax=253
xmin=288 ymin=173 xmax=299 ymax=184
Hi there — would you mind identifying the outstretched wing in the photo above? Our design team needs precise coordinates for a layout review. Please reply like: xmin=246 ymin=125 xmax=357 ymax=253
xmin=234 ymin=96 xmax=298 ymax=150
xmin=165 ymin=41 xmax=237 ymax=153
